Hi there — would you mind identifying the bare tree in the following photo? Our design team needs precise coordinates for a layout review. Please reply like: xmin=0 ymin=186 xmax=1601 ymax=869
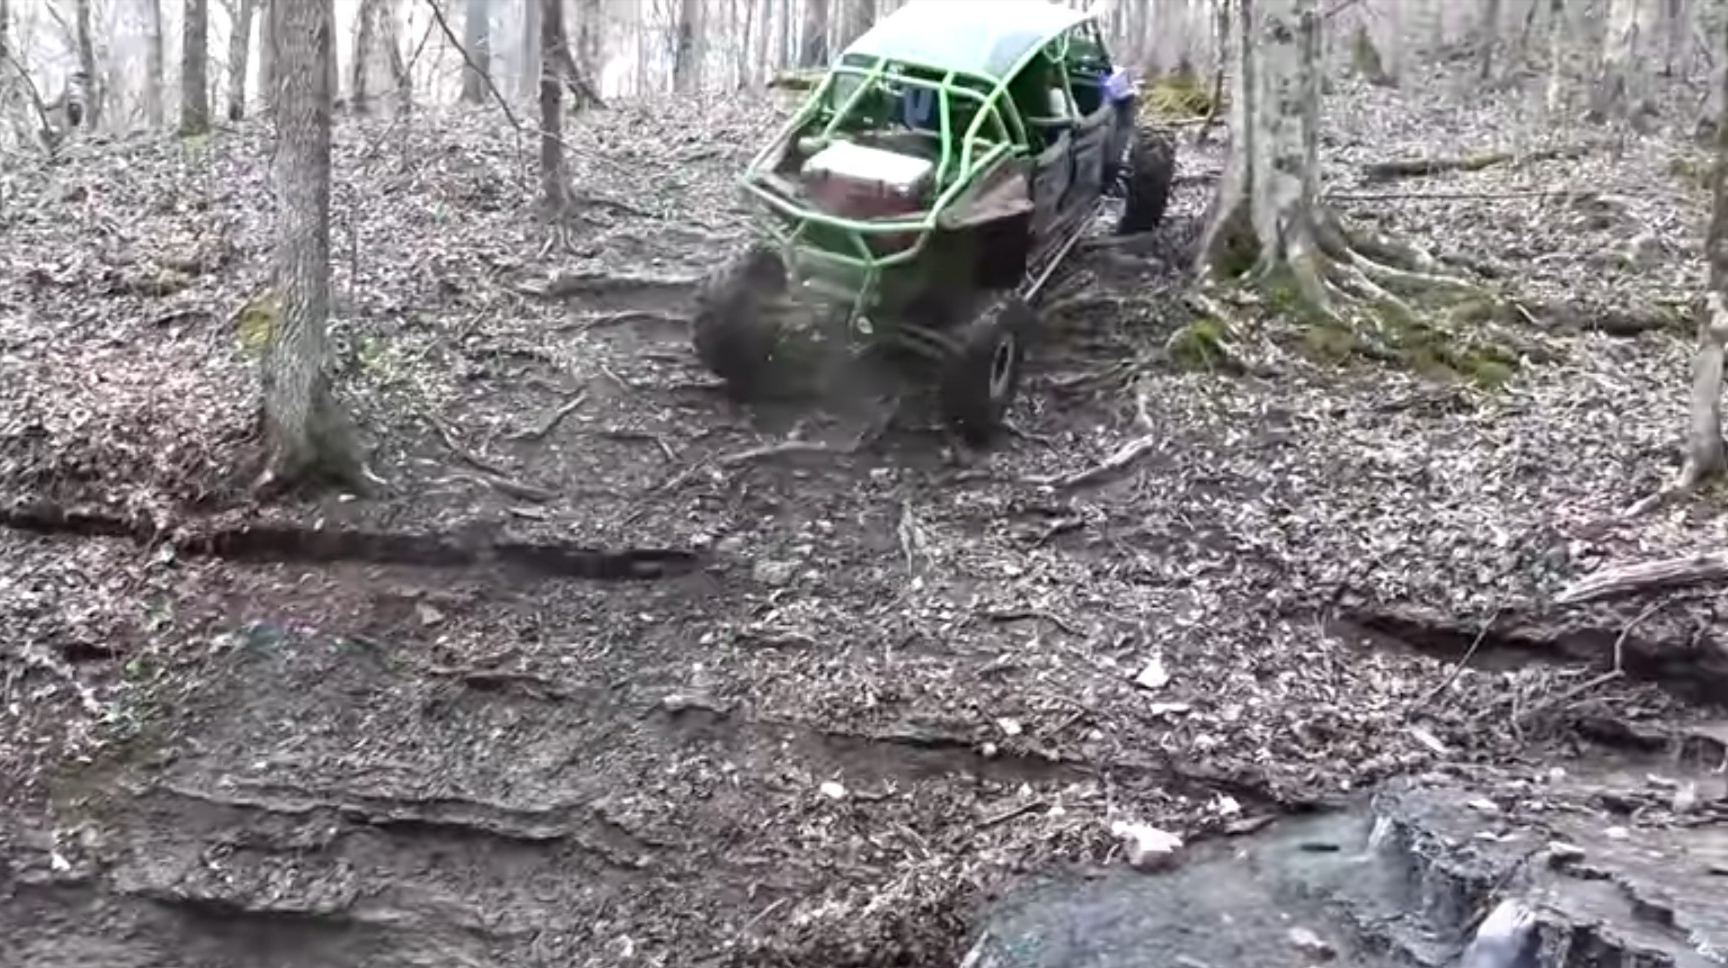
xmin=0 ymin=0 xmax=13 ymax=117
xmin=1478 ymin=0 xmax=1505 ymax=80
xmin=539 ymin=0 xmax=566 ymax=216
xmin=800 ymin=0 xmax=829 ymax=67
xmin=225 ymin=0 xmax=255 ymax=120
xmin=1661 ymin=0 xmax=1692 ymax=77
xmin=143 ymin=0 xmax=165 ymax=126
xmin=347 ymin=0 xmax=411 ymax=113
xmin=673 ymin=0 xmax=701 ymax=93
xmin=259 ymin=0 xmax=361 ymax=493
xmin=575 ymin=0 xmax=602 ymax=85
xmin=517 ymin=0 xmax=540 ymax=100
xmin=461 ymin=0 xmax=492 ymax=103
xmin=74 ymin=0 xmax=99 ymax=127
xmin=839 ymin=0 xmax=875 ymax=48
xmin=1594 ymin=0 xmax=1654 ymax=118
xmin=751 ymin=0 xmax=773 ymax=84
xmin=776 ymin=0 xmax=793 ymax=70
xmin=181 ymin=0 xmax=211 ymax=135
xmin=350 ymin=0 xmax=388 ymax=114
xmin=259 ymin=0 xmax=276 ymax=112
xmin=1194 ymin=0 xmax=1480 ymax=341
xmin=1627 ymin=27 xmax=1728 ymax=515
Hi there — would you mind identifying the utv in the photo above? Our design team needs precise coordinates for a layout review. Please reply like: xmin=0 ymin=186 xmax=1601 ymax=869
xmin=692 ymin=0 xmax=1176 ymax=443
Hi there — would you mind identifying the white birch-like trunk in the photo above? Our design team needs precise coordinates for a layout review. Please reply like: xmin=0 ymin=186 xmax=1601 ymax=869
xmin=1197 ymin=0 xmax=1482 ymax=327
xmin=1197 ymin=0 xmax=1328 ymax=301
xmin=1595 ymin=0 xmax=1654 ymax=116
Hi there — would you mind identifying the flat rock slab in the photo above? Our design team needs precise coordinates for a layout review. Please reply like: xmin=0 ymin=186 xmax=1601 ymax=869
xmin=967 ymin=772 xmax=1728 ymax=968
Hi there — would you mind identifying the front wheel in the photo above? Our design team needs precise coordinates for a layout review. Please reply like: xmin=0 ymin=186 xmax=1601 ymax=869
xmin=690 ymin=243 xmax=800 ymax=400
xmin=937 ymin=296 xmax=1035 ymax=445
xmin=1117 ymin=127 xmax=1178 ymax=235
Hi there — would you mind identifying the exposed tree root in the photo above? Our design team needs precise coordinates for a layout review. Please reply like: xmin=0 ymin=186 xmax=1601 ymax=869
xmin=1199 ymin=205 xmax=1513 ymax=385
xmin=0 ymin=500 xmax=702 ymax=580
xmin=1554 ymin=551 xmax=1728 ymax=605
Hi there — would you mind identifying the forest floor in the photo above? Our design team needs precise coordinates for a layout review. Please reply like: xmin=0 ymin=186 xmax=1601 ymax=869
xmin=2 ymin=63 xmax=1728 ymax=967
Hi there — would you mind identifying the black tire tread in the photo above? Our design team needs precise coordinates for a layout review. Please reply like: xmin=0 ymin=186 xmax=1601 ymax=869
xmin=690 ymin=244 xmax=790 ymax=400
xmin=938 ymin=296 xmax=1035 ymax=445
xmin=1117 ymin=127 xmax=1177 ymax=235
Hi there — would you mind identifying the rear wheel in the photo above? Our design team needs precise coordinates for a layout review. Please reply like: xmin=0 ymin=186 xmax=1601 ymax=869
xmin=1117 ymin=127 xmax=1177 ymax=235
xmin=690 ymin=243 xmax=800 ymax=400
xmin=938 ymin=295 xmax=1034 ymax=445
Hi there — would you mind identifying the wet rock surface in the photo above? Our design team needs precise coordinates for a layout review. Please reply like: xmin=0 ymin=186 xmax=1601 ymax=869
xmin=968 ymin=769 xmax=1728 ymax=968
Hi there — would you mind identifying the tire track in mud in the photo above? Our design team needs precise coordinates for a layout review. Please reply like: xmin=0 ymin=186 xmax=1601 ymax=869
xmin=0 ymin=501 xmax=708 ymax=582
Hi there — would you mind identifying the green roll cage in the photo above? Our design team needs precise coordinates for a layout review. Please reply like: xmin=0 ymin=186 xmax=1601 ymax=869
xmin=738 ymin=15 xmax=1113 ymax=315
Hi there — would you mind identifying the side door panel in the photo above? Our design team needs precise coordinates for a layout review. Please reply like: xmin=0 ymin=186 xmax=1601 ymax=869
xmin=1067 ymin=109 xmax=1110 ymax=207
xmin=1029 ymin=131 xmax=1073 ymax=243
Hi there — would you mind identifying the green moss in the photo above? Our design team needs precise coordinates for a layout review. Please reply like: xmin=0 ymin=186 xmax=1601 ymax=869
xmin=1300 ymin=318 xmax=1361 ymax=361
xmin=1168 ymin=317 xmax=1243 ymax=373
xmin=1272 ymin=285 xmax=1521 ymax=389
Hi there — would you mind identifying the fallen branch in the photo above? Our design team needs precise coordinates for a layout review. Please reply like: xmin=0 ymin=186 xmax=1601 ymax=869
xmin=1024 ymin=435 xmax=1159 ymax=489
xmin=1023 ymin=384 xmax=1162 ymax=489
xmin=558 ymin=310 xmax=688 ymax=333
xmin=1410 ymin=610 xmax=1501 ymax=712
xmin=1360 ymin=144 xmax=1591 ymax=182
xmin=1553 ymin=551 xmax=1728 ymax=605
xmin=424 ymin=412 xmax=559 ymax=502
xmin=506 ymin=390 xmax=587 ymax=441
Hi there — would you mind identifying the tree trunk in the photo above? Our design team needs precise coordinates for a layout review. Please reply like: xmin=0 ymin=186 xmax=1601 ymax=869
xmin=181 ymin=0 xmax=211 ymax=134
xmin=575 ymin=0 xmax=602 ymax=87
xmin=74 ymin=0 xmax=99 ymax=127
xmin=1594 ymin=0 xmax=1653 ymax=118
xmin=141 ymin=0 xmax=165 ymax=126
xmin=1545 ymin=0 xmax=1571 ymax=121
xmin=1679 ymin=27 xmax=1728 ymax=487
xmin=377 ymin=0 xmax=410 ymax=113
xmin=750 ymin=0 xmax=771 ymax=84
xmin=259 ymin=0 xmax=276 ymax=113
xmin=839 ymin=0 xmax=875 ymax=48
xmin=1478 ymin=0 xmax=1505 ymax=80
xmin=517 ymin=0 xmax=541 ymax=100
xmin=673 ymin=0 xmax=701 ymax=93
xmin=461 ymin=0 xmax=492 ymax=103
xmin=1196 ymin=0 xmax=1481 ymax=334
xmin=225 ymin=0 xmax=254 ymax=120
xmin=1197 ymin=0 xmax=1325 ymax=291
xmin=260 ymin=0 xmax=360 ymax=493
xmin=350 ymin=0 xmax=388 ymax=114
xmin=1661 ymin=0 xmax=1691 ymax=76
xmin=776 ymin=0 xmax=792 ymax=69
xmin=1126 ymin=0 xmax=1149 ymax=66
xmin=539 ymin=0 xmax=567 ymax=216
xmin=800 ymin=0 xmax=829 ymax=67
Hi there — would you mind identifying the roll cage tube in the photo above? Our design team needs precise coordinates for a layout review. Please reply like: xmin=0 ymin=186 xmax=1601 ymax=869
xmin=741 ymin=63 xmax=1027 ymax=240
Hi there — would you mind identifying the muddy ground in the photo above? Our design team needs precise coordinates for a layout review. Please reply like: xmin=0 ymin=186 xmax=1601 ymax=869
xmin=2 ymin=66 xmax=1727 ymax=967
